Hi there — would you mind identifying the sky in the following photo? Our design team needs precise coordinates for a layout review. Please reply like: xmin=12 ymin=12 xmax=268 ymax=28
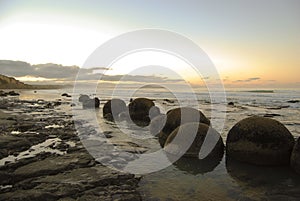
xmin=0 ymin=0 xmax=299 ymax=88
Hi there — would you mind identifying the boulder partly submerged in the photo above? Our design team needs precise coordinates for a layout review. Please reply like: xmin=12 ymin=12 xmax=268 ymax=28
xmin=78 ymin=95 xmax=100 ymax=109
xmin=128 ymin=98 xmax=155 ymax=126
xmin=82 ymin=97 xmax=100 ymax=109
xmin=103 ymin=99 xmax=127 ymax=121
xmin=291 ymin=137 xmax=300 ymax=174
xmin=78 ymin=94 xmax=90 ymax=103
xmin=164 ymin=122 xmax=224 ymax=160
xmin=158 ymin=107 xmax=210 ymax=147
xmin=226 ymin=116 xmax=295 ymax=166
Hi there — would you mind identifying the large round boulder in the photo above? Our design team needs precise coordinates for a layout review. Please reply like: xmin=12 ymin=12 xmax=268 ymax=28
xmin=82 ymin=97 xmax=100 ymax=109
xmin=226 ymin=116 xmax=295 ymax=166
xmin=103 ymin=99 xmax=127 ymax=121
xmin=158 ymin=107 xmax=210 ymax=147
xmin=291 ymin=137 xmax=300 ymax=174
xmin=128 ymin=98 xmax=155 ymax=126
xmin=164 ymin=122 xmax=224 ymax=160
xmin=79 ymin=95 xmax=90 ymax=103
xmin=149 ymin=114 xmax=167 ymax=136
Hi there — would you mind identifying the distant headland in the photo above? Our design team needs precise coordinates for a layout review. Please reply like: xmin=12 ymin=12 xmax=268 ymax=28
xmin=0 ymin=74 xmax=66 ymax=89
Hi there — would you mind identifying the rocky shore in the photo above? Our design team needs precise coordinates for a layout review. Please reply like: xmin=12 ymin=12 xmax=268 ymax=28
xmin=0 ymin=98 xmax=141 ymax=201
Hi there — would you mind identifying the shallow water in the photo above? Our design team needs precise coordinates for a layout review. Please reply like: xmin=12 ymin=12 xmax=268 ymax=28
xmin=7 ymin=87 xmax=300 ymax=200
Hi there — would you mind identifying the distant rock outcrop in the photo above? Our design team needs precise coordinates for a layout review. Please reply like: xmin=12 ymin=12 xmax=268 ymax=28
xmin=0 ymin=74 xmax=32 ymax=89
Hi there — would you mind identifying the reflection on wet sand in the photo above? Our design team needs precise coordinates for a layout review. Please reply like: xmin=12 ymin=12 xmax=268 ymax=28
xmin=172 ymin=148 xmax=224 ymax=175
xmin=226 ymin=156 xmax=300 ymax=200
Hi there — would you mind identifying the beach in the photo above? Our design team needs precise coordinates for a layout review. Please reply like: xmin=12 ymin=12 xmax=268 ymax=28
xmin=0 ymin=94 xmax=141 ymax=200
xmin=0 ymin=88 xmax=300 ymax=201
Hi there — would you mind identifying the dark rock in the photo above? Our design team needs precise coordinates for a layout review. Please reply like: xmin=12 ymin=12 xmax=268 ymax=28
xmin=149 ymin=114 xmax=167 ymax=136
xmin=228 ymin=102 xmax=235 ymax=106
xmin=78 ymin=95 xmax=90 ymax=103
xmin=0 ymin=135 xmax=32 ymax=159
xmin=118 ymin=111 xmax=130 ymax=121
xmin=0 ymin=190 xmax=57 ymax=201
xmin=53 ymin=101 xmax=61 ymax=107
xmin=149 ymin=106 xmax=161 ymax=119
xmin=287 ymin=100 xmax=299 ymax=103
xmin=226 ymin=116 xmax=295 ymax=166
xmin=61 ymin=93 xmax=69 ymax=97
xmin=164 ymin=122 xmax=224 ymax=159
xmin=0 ymin=171 xmax=12 ymax=185
xmin=7 ymin=91 xmax=19 ymax=96
xmin=103 ymin=99 xmax=127 ymax=121
xmin=163 ymin=99 xmax=174 ymax=103
xmin=263 ymin=113 xmax=281 ymax=118
xmin=82 ymin=97 xmax=100 ymax=109
xmin=291 ymin=137 xmax=300 ymax=174
xmin=0 ymin=90 xmax=7 ymax=97
xmin=13 ymin=152 xmax=95 ymax=182
xmin=128 ymin=98 xmax=155 ymax=126
xmin=158 ymin=107 xmax=210 ymax=147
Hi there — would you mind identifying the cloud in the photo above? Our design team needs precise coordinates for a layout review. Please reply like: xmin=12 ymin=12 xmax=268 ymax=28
xmin=0 ymin=60 xmax=182 ymax=84
xmin=0 ymin=60 xmax=33 ymax=77
xmin=234 ymin=77 xmax=261 ymax=82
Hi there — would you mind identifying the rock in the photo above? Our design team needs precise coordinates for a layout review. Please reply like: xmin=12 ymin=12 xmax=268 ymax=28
xmin=78 ymin=95 xmax=90 ymax=103
xmin=61 ymin=93 xmax=71 ymax=97
xmin=5 ymin=165 xmax=139 ymax=200
xmin=0 ymin=190 xmax=57 ymax=201
xmin=149 ymin=106 xmax=161 ymax=119
xmin=287 ymin=100 xmax=299 ymax=103
xmin=163 ymin=99 xmax=174 ymax=103
xmin=291 ymin=137 xmax=300 ymax=174
xmin=13 ymin=152 xmax=95 ymax=181
xmin=158 ymin=107 xmax=210 ymax=147
xmin=82 ymin=97 xmax=100 ymax=109
xmin=0 ymin=90 xmax=7 ymax=97
xmin=0 ymin=135 xmax=32 ymax=159
xmin=164 ymin=122 xmax=224 ymax=159
xmin=149 ymin=114 xmax=167 ymax=136
xmin=226 ymin=116 xmax=295 ymax=166
xmin=263 ymin=113 xmax=281 ymax=118
xmin=7 ymin=91 xmax=19 ymax=96
xmin=128 ymin=98 xmax=155 ymax=126
xmin=118 ymin=111 xmax=130 ymax=121
xmin=103 ymin=99 xmax=127 ymax=121
xmin=228 ymin=102 xmax=234 ymax=106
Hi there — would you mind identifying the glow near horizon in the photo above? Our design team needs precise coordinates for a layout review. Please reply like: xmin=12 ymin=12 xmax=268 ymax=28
xmin=0 ymin=0 xmax=299 ymax=87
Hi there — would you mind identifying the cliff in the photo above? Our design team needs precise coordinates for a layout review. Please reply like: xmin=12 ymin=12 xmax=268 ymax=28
xmin=0 ymin=74 xmax=32 ymax=89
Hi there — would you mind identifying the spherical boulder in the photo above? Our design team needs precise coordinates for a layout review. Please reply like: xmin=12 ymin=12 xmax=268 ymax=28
xmin=226 ymin=116 xmax=295 ymax=166
xmin=149 ymin=106 xmax=161 ymax=119
xmin=149 ymin=114 xmax=167 ymax=136
xmin=103 ymin=99 xmax=127 ymax=121
xmin=158 ymin=107 xmax=210 ymax=147
xmin=79 ymin=94 xmax=90 ymax=103
xmin=128 ymin=98 xmax=155 ymax=126
xmin=82 ymin=97 xmax=100 ymax=109
xmin=164 ymin=122 xmax=224 ymax=160
xmin=291 ymin=137 xmax=300 ymax=174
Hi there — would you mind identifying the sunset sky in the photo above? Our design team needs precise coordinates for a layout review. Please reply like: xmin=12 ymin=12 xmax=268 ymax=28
xmin=0 ymin=0 xmax=299 ymax=88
